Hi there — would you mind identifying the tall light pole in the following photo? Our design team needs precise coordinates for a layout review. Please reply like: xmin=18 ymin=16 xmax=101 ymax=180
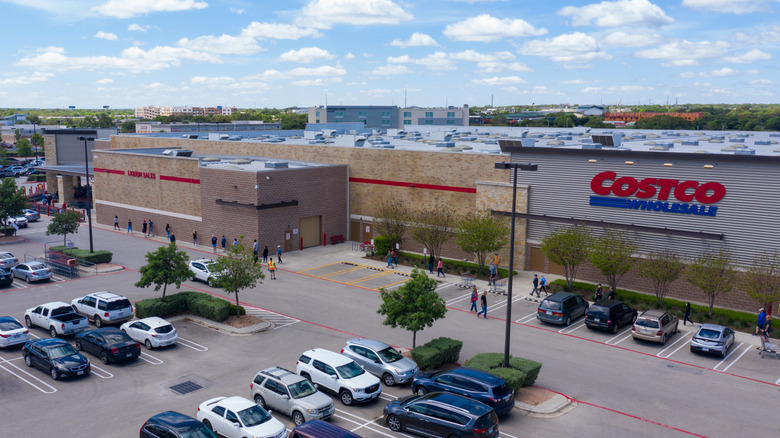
xmin=78 ymin=136 xmax=95 ymax=253
xmin=494 ymin=161 xmax=538 ymax=367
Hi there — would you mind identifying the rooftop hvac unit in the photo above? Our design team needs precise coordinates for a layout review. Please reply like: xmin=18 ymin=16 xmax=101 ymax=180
xmin=162 ymin=149 xmax=193 ymax=157
xmin=591 ymin=134 xmax=623 ymax=147
xmin=265 ymin=161 xmax=289 ymax=168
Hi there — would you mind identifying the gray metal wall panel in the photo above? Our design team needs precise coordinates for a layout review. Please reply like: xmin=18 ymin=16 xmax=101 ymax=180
xmin=511 ymin=151 xmax=779 ymax=267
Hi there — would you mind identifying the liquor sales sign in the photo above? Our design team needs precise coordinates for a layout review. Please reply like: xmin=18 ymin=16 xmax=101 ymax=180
xmin=589 ymin=171 xmax=724 ymax=217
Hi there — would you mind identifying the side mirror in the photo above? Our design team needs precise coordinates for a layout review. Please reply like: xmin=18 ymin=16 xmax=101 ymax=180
xmin=282 ymin=395 xmax=289 ymax=400
xmin=331 ymin=374 xmax=338 ymax=379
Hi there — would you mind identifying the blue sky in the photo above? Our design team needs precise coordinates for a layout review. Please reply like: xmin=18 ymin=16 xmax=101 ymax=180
xmin=0 ymin=0 xmax=778 ymax=109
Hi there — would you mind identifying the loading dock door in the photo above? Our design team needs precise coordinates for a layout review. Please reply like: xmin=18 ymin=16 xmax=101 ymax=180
xmin=300 ymin=216 xmax=322 ymax=248
xmin=350 ymin=220 xmax=361 ymax=242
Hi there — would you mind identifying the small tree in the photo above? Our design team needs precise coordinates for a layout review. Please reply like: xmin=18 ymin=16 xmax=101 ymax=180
xmin=636 ymin=250 xmax=685 ymax=305
xmin=540 ymin=224 xmax=591 ymax=291
xmin=0 ymin=178 xmax=28 ymax=226
xmin=46 ymin=210 xmax=82 ymax=245
xmin=377 ymin=268 xmax=447 ymax=348
xmin=589 ymin=227 xmax=638 ymax=290
xmin=374 ymin=200 xmax=410 ymax=250
xmin=455 ymin=212 xmax=510 ymax=274
xmin=15 ymin=139 xmax=33 ymax=157
xmin=409 ymin=209 xmax=456 ymax=259
xmin=30 ymin=133 xmax=44 ymax=147
xmin=686 ymin=249 xmax=737 ymax=317
xmin=743 ymin=252 xmax=780 ymax=310
xmin=212 ymin=236 xmax=265 ymax=313
xmin=14 ymin=129 xmax=21 ymax=143
xmin=134 ymin=243 xmax=191 ymax=298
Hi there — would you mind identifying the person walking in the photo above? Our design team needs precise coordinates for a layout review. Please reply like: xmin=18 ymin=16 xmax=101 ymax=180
xmin=268 ymin=259 xmax=276 ymax=280
xmin=683 ymin=302 xmax=692 ymax=326
xmin=211 ymin=235 xmax=217 ymax=253
xmin=428 ymin=253 xmax=435 ymax=274
xmin=127 ymin=219 xmax=133 ymax=234
xmin=470 ymin=287 xmax=479 ymax=312
xmin=539 ymin=275 xmax=547 ymax=295
xmin=141 ymin=220 xmax=147 ymax=236
xmin=262 ymin=245 xmax=269 ymax=263
xmin=192 ymin=230 xmax=198 ymax=246
xmin=277 ymin=245 xmax=283 ymax=263
xmin=594 ymin=284 xmax=603 ymax=302
xmin=386 ymin=250 xmax=394 ymax=269
xmin=221 ymin=235 xmax=227 ymax=251
xmin=170 ymin=233 xmax=176 ymax=244
xmin=233 ymin=238 xmax=238 ymax=248
xmin=477 ymin=291 xmax=488 ymax=318
xmin=762 ymin=314 xmax=773 ymax=339
xmin=607 ymin=286 xmax=616 ymax=300
xmin=165 ymin=224 xmax=171 ymax=239
xmin=392 ymin=249 xmax=398 ymax=268
xmin=755 ymin=307 xmax=767 ymax=336
xmin=489 ymin=261 xmax=497 ymax=286
xmin=253 ymin=240 xmax=259 ymax=263
xmin=113 ymin=215 xmax=119 ymax=230
xmin=530 ymin=274 xmax=540 ymax=297
xmin=437 ymin=258 xmax=444 ymax=277
xmin=147 ymin=219 xmax=154 ymax=237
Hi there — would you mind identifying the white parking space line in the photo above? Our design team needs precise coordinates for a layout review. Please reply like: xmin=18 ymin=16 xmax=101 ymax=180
xmin=610 ymin=332 xmax=634 ymax=346
xmin=488 ymin=296 xmax=524 ymax=312
xmin=378 ymin=393 xmax=398 ymax=402
xmin=501 ymin=431 xmax=520 ymax=438
xmin=775 ymin=375 xmax=780 ymax=385
xmin=89 ymin=364 xmax=114 ymax=379
xmin=719 ymin=343 xmax=752 ymax=372
xmin=446 ymin=291 xmax=473 ymax=305
xmin=177 ymin=337 xmax=208 ymax=351
xmin=139 ymin=352 xmax=163 ymax=365
xmin=657 ymin=332 xmax=692 ymax=358
xmin=516 ymin=312 xmax=537 ymax=323
xmin=559 ymin=321 xmax=587 ymax=334
xmin=244 ymin=308 xmax=300 ymax=330
xmin=0 ymin=356 xmax=57 ymax=394
xmin=334 ymin=410 xmax=404 ymax=438
xmin=714 ymin=342 xmax=745 ymax=371
xmin=436 ymin=282 xmax=455 ymax=291
xmin=605 ymin=328 xmax=633 ymax=345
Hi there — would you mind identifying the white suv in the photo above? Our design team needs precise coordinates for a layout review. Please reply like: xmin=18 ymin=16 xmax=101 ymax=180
xmin=250 ymin=367 xmax=334 ymax=426
xmin=296 ymin=348 xmax=382 ymax=406
xmin=188 ymin=258 xmax=223 ymax=287
xmin=71 ymin=292 xmax=133 ymax=328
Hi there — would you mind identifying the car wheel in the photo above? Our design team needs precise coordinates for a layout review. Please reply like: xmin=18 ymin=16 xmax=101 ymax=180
xmin=94 ymin=316 xmax=103 ymax=328
xmin=612 ymin=323 xmax=619 ymax=334
xmin=415 ymin=386 xmax=427 ymax=396
xmin=386 ymin=414 xmax=402 ymax=432
xmin=340 ymin=390 xmax=354 ymax=406
xmin=49 ymin=326 xmax=58 ymax=338
xmin=674 ymin=324 xmax=678 ymax=335
xmin=202 ymin=420 xmax=212 ymax=431
xmin=50 ymin=368 xmax=59 ymax=380
xmin=292 ymin=411 xmax=305 ymax=426
xmin=254 ymin=394 xmax=266 ymax=409
xmin=382 ymin=373 xmax=396 ymax=387
xmin=661 ymin=334 xmax=668 ymax=345
xmin=100 ymin=352 xmax=109 ymax=364
xmin=75 ymin=340 xmax=82 ymax=350
xmin=145 ymin=339 xmax=153 ymax=350
xmin=207 ymin=277 xmax=215 ymax=287
xmin=24 ymin=354 xmax=32 ymax=367
xmin=565 ymin=316 xmax=571 ymax=326
xmin=24 ymin=316 xmax=32 ymax=328
xmin=25 ymin=275 xmax=31 ymax=283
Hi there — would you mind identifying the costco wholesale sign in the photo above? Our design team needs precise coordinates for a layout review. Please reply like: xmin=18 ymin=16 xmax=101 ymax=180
xmin=589 ymin=171 xmax=726 ymax=217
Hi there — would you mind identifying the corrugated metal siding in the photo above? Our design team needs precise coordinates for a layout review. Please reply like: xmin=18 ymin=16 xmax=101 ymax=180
xmin=511 ymin=152 xmax=778 ymax=267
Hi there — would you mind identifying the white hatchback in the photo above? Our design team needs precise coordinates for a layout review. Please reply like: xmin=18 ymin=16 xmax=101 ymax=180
xmin=197 ymin=396 xmax=287 ymax=438
xmin=120 ymin=317 xmax=178 ymax=349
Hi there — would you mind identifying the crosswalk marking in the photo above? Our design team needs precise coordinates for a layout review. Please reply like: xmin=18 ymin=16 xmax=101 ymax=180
xmin=244 ymin=307 xmax=300 ymax=330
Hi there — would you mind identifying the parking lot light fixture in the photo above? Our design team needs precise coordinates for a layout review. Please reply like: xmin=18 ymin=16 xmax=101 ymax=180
xmin=77 ymin=136 xmax=95 ymax=254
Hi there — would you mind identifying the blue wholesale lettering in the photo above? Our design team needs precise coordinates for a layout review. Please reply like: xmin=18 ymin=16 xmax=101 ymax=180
xmin=590 ymin=196 xmax=718 ymax=216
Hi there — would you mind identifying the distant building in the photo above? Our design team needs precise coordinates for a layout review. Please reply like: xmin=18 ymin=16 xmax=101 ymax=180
xmin=577 ymin=106 xmax=606 ymax=116
xmin=604 ymin=112 xmax=703 ymax=124
xmin=307 ymin=105 xmax=469 ymax=129
xmin=135 ymin=121 xmax=280 ymax=134
xmin=134 ymin=106 xmax=237 ymax=119
xmin=1 ymin=114 xmax=27 ymax=126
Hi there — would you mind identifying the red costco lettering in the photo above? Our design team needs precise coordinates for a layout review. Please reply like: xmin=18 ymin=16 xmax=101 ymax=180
xmin=590 ymin=171 xmax=726 ymax=204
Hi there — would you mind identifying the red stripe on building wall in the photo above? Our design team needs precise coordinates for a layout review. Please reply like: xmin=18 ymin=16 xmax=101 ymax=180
xmin=349 ymin=177 xmax=476 ymax=193
xmin=159 ymin=175 xmax=201 ymax=184
xmin=93 ymin=168 xmax=125 ymax=175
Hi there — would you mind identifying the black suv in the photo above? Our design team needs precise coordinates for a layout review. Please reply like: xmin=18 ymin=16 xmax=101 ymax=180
xmin=384 ymin=392 xmax=499 ymax=438
xmin=22 ymin=338 xmax=90 ymax=380
xmin=585 ymin=300 xmax=638 ymax=334
xmin=140 ymin=411 xmax=217 ymax=438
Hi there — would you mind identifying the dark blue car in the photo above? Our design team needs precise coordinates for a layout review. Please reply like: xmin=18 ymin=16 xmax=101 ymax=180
xmin=384 ymin=392 xmax=499 ymax=438
xmin=140 ymin=411 xmax=217 ymax=438
xmin=75 ymin=327 xmax=141 ymax=364
xmin=411 ymin=367 xmax=515 ymax=416
xmin=22 ymin=338 xmax=90 ymax=380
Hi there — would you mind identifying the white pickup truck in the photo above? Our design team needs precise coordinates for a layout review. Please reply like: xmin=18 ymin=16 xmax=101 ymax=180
xmin=24 ymin=301 xmax=89 ymax=338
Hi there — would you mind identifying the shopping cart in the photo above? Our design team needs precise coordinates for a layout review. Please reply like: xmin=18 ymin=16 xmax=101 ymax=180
xmin=759 ymin=337 xmax=780 ymax=359
xmin=490 ymin=279 xmax=506 ymax=295
xmin=457 ymin=273 xmax=476 ymax=288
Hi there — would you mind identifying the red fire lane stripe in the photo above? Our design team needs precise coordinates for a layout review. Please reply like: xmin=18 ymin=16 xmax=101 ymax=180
xmin=349 ymin=177 xmax=476 ymax=193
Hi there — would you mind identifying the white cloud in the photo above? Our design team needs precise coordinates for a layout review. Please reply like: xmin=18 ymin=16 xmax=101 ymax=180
xmin=95 ymin=78 xmax=114 ymax=84
xmin=750 ymin=79 xmax=772 ymax=86
xmin=190 ymin=75 xmax=271 ymax=90
xmin=443 ymin=14 xmax=547 ymax=42
xmin=682 ymin=0 xmax=775 ymax=14
xmin=0 ymin=71 xmax=54 ymax=87
xmin=242 ymin=22 xmax=322 ymax=40
xmin=582 ymin=84 xmax=653 ymax=94
xmin=298 ymin=0 xmax=413 ymax=28
xmin=561 ymin=79 xmax=599 ymax=85
xmin=287 ymin=65 xmax=347 ymax=76
xmin=371 ymin=65 xmax=411 ymax=75
xmin=723 ymin=49 xmax=772 ymax=63
xmin=230 ymin=7 xmax=245 ymax=14
xmin=95 ymin=31 xmax=118 ymax=41
xmin=15 ymin=45 xmax=221 ymax=73
xmin=604 ymin=31 xmax=660 ymax=47
xmin=635 ymin=40 xmax=730 ymax=66
xmin=521 ymin=32 xmax=612 ymax=63
xmin=146 ymin=82 xmax=166 ymax=89
xmin=127 ymin=24 xmax=147 ymax=32
xmin=92 ymin=0 xmax=208 ymax=19
xmin=449 ymin=50 xmax=514 ymax=63
xmin=387 ymin=52 xmax=456 ymax=70
xmin=559 ymin=0 xmax=673 ymax=27
xmin=472 ymin=76 xmax=527 ymax=85
xmin=734 ymin=25 xmax=780 ymax=44
xmin=711 ymin=67 xmax=737 ymax=76
xmin=279 ymin=47 xmax=335 ymax=63
xmin=389 ymin=33 xmax=438 ymax=48
xmin=177 ymin=34 xmax=261 ymax=55
xmin=344 ymin=53 xmax=355 ymax=60
xmin=478 ymin=62 xmax=533 ymax=73
xmin=291 ymin=78 xmax=343 ymax=87
xmin=679 ymin=71 xmax=696 ymax=78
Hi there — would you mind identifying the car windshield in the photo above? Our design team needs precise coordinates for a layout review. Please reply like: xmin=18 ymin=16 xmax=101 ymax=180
xmin=698 ymin=328 xmax=722 ymax=340
xmin=237 ymin=405 xmax=271 ymax=427
xmin=29 ymin=263 xmax=46 ymax=270
xmin=180 ymin=425 xmax=218 ymax=438
xmin=540 ymin=299 xmax=561 ymax=311
xmin=48 ymin=345 xmax=78 ymax=359
xmin=377 ymin=346 xmax=403 ymax=363
xmin=154 ymin=325 xmax=174 ymax=334
xmin=635 ymin=318 xmax=659 ymax=328
xmin=336 ymin=361 xmax=365 ymax=378
xmin=289 ymin=379 xmax=317 ymax=399
xmin=474 ymin=411 xmax=498 ymax=430
xmin=0 ymin=320 xmax=22 ymax=330
xmin=491 ymin=384 xmax=510 ymax=397
xmin=104 ymin=333 xmax=131 ymax=344
xmin=588 ymin=307 xmax=610 ymax=318
xmin=106 ymin=299 xmax=131 ymax=311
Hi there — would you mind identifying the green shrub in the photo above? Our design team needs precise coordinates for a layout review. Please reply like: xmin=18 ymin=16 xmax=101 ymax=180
xmin=508 ymin=357 xmax=543 ymax=387
xmin=463 ymin=352 xmax=504 ymax=369
xmin=374 ymin=235 xmax=391 ymax=258
xmin=0 ymin=226 xmax=14 ymax=236
xmin=49 ymin=246 xmax=113 ymax=264
xmin=27 ymin=175 xmax=46 ymax=182
xmin=425 ymin=337 xmax=463 ymax=364
xmin=465 ymin=352 xmax=543 ymax=391
xmin=396 ymin=252 xmax=516 ymax=279
xmin=411 ymin=346 xmax=440 ymax=370
xmin=188 ymin=294 xmax=231 ymax=321
xmin=134 ymin=294 xmax=187 ymax=319
xmin=229 ymin=304 xmax=246 ymax=316
xmin=486 ymin=367 xmax=526 ymax=392
xmin=132 ymin=291 xmax=233 ymax=322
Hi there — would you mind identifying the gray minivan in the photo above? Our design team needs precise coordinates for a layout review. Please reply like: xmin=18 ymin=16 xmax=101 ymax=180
xmin=537 ymin=292 xmax=589 ymax=326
